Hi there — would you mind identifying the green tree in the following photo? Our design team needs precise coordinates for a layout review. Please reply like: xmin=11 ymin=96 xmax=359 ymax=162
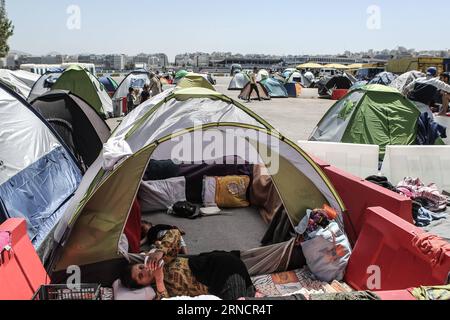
xmin=0 ymin=5 xmax=14 ymax=58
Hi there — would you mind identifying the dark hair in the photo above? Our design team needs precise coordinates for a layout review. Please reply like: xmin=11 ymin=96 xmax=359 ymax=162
xmin=141 ymin=220 xmax=152 ymax=239
xmin=120 ymin=264 xmax=144 ymax=290
xmin=129 ymin=87 xmax=134 ymax=93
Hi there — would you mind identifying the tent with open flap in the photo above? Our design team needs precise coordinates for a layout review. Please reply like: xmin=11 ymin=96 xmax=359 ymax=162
xmin=27 ymin=69 xmax=64 ymax=102
xmin=51 ymin=65 xmax=113 ymax=118
xmin=30 ymin=90 xmax=111 ymax=170
xmin=43 ymin=87 xmax=346 ymax=285
xmin=113 ymin=70 xmax=151 ymax=101
xmin=317 ymin=75 xmax=354 ymax=98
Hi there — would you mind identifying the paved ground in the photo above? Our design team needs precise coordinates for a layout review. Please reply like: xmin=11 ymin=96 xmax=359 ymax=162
xmin=214 ymin=76 xmax=334 ymax=142
xmin=107 ymin=76 xmax=335 ymax=142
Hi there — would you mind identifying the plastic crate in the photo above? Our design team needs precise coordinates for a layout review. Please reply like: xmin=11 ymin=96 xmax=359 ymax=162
xmin=32 ymin=284 xmax=101 ymax=300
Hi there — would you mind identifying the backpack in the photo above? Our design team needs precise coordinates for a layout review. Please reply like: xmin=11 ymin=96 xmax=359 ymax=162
xmin=170 ymin=201 xmax=198 ymax=219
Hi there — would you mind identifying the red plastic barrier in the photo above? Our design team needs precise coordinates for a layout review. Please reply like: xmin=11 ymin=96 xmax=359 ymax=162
xmin=0 ymin=219 xmax=50 ymax=300
xmin=331 ymin=89 xmax=348 ymax=100
xmin=322 ymin=165 xmax=412 ymax=244
xmin=345 ymin=207 xmax=450 ymax=291
xmin=376 ymin=290 xmax=416 ymax=300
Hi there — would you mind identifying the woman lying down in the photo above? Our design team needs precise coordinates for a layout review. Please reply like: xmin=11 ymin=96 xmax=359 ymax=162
xmin=121 ymin=229 xmax=256 ymax=300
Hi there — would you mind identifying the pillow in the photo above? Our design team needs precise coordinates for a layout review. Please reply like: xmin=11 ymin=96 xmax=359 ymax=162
xmin=139 ymin=177 xmax=186 ymax=212
xmin=112 ymin=279 xmax=156 ymax=300
xmin=202 ymin=175 xmax=250 ymax=208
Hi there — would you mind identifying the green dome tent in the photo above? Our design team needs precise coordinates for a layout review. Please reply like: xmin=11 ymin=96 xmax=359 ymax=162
xmin=174 ymin=69 xmax=189 ymax=84
xmin=52 ymin=65 xmax=113 ymax=118
xmin=177 ymin=73 xmax=216 ymax=91
xmin=310 ymin=84 xmax=424 ymax=159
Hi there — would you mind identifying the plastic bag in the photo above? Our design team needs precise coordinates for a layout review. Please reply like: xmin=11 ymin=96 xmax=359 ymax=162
xmin=296 ymin=210 xmax=352 ymax=282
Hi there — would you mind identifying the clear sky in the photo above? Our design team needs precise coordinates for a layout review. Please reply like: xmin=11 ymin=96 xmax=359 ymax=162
xmin=6 ymin=0 xmax=450 ymax=61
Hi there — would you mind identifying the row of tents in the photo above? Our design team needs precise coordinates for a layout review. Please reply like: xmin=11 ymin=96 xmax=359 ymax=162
xmin=0 ymin=82 xmax=112 ymax=250
xmin=1 ymin=66 xmax=181 ymax=120
xmin=229 ymin=69 xmax=304 ymax=99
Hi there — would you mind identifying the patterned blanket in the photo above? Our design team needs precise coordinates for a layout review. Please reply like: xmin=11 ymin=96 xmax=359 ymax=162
xmin=251 ymin=266 xmax=352 ymax=299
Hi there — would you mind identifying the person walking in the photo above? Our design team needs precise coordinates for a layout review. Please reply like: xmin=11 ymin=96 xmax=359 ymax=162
xmin=247 ymin=67 xmax=261 ymax=102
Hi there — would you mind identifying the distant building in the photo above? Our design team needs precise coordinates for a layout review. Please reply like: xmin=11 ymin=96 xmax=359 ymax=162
xmin=41 ymin=55 xmax=64 ymax=64
xmin=78 ymin=54 xmax=97 ymax=64
xmin=6 ymin=53 xmax=17 ymax=69
xmin=105 ymin=54 xmax=125 ymax=70
xmin=213 ymin=57 xmax=283 ymax=70
xmin=194 ymin=54 xmax=210 ymax=67
xmin=21 ymin=56 xmax=43 ymax=64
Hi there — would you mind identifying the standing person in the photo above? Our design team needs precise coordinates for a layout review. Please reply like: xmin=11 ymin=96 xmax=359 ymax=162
xmin=247 ymin=67 xmax=261 ymax=102
xmin=149 ymin=72 xmax=162 ymax=97
xmin=126 ymin=87 xmax=136 ymax=114
xmin=140 ymin=84 xmax=151 ymax=103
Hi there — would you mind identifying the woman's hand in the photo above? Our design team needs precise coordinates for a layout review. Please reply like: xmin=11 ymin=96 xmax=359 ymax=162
xmin=153 ymin=266 xmax=165 ymax=285
xmin=153 ymin=267 xmax=168 ymax=299
xmin=145 ymin=250 xmax=164 ymax=271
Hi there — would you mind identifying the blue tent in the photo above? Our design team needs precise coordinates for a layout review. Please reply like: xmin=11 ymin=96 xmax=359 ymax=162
xmin=261 ymin=78 xmax=288 ymax=98
xmin=0 ymin=83 xmax=82 ymax=249
xmin=99 ymin=76 xmax=119 ymax=94
xmin=284 ymin=83 xmax=301 ymax=97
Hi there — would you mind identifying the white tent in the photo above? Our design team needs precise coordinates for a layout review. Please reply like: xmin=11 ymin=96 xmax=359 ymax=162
xmin=113 ymin=70 xmax=151 ymax=100
xmin=389 ymin=70 xmax=425 ymax=94
xmin=228 ymin=72 xmax=250 ymax=90
xmin=0 ymin=69 xmax=40 ymax=98
xmin=257 ymin=69 xmax=270 ymax=82
xmin=28 ymin=70 xmax=63 ymax=102
xmin=0 ymin=83 xmax=82 ymax=249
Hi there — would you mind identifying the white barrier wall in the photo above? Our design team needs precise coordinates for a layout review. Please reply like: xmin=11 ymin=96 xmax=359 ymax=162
xmin=297 ymin=140 xmax=379 ymax=179
xmin=381 ymin=145 xmax=450 ymax=192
